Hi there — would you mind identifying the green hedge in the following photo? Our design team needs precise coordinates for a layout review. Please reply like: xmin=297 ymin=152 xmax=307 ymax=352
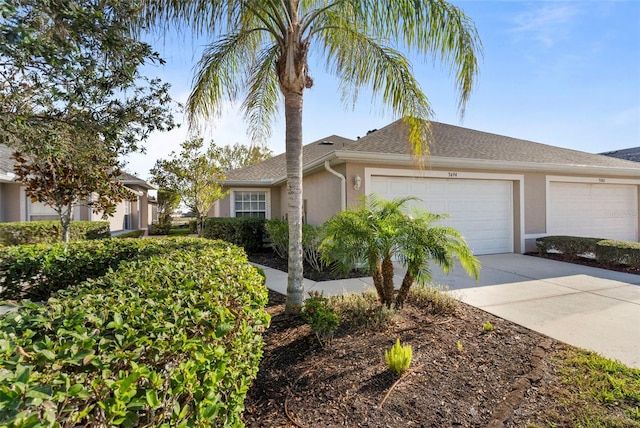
xmin=594 ymin=240 xmax=640 ymax=268
xmin=0 ymin=238 xmax=226 ymax=302
xmin=0 ymin=221 xmax=110 ymax=245
xmin=202 ymin=218 xmax=266 ymax=253
xmin=536 ymin=236 xmax=603 ymax=258
xmin=537 ymin=236 xmax=640 ymax=269
xmin=0 ymin=238 xmax=269 ymax=427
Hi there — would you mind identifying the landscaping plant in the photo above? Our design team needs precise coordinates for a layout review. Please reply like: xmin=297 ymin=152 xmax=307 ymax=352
xmin=321 ymin=195 xmax=480 ymax=309
xmin=301 ymin=291 xmax=340 ymax=347
xmin=385 ymin=338 xmax=413 ymax=375
xmin=0 ymin=238 xmax=270 ymax=427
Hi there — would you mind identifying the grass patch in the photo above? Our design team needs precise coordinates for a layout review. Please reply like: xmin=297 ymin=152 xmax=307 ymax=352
xmin=542 ymin=348 xmax=640 ymax=427
xmin=168 ymin=226 xmax=191 ymax=236
xmin=330 ymin=290 xmax=396 ymax=331
xmin=407 ymin=284 xmax=459 ymax=315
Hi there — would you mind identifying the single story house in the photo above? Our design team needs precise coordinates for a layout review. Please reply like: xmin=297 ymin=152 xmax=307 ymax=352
xmin=212 ymin=119 xmax=640 ymax=255
xmin=601 ymin=147 xmax=640 ymax=163
xmin=0 ymin=145 xmax=155 ymax=234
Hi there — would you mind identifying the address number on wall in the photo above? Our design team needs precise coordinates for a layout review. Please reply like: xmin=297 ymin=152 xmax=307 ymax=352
xmin=448 ymin=172 xmax=458 ymax=178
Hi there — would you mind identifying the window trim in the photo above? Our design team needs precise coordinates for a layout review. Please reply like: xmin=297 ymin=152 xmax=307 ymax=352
xmin=230 ymin=188 xmax=271 ymax=219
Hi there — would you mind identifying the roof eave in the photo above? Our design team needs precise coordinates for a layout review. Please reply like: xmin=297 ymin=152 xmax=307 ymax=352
xmin=334 ymin=151 xmax=640 ymax=177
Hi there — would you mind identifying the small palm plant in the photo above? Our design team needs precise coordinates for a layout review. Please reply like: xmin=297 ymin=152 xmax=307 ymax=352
xmin=320 ymin=195 xmax=480 ymax=309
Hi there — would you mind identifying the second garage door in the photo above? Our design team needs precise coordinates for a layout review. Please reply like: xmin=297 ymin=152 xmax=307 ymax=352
xmin=549 ymin=182 xmax=638 ymax=241
xmin=369 ymin=176 xmax=513 ymax=255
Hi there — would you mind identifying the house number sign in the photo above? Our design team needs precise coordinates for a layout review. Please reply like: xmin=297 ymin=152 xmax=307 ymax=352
xmin=598 ymin=178 xmax=606 ymax=183
xmin=448 ymin=172 xmax=458 ymax=178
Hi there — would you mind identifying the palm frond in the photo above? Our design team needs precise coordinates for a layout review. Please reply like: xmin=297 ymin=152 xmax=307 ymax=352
xmin=241 ymin=45 xmax=282 ymax=142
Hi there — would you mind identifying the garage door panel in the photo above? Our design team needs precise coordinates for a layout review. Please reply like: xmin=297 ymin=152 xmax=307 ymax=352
xmin=549 ymin=182 xmax=638 ymax=241
xmin=370 ymin=176 xmax=513 ymax=255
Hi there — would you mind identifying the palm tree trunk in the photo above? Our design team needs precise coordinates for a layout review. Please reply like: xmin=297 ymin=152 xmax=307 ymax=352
xmin=284 ymin=90 xmax=304 ymax=314
xmin=395 ymin=272 xmax=414 ymax=309
xmin=381 ymin=255 xmax=395 ymax=307
xmin=371 ymin=263 xmax=385 ymax=303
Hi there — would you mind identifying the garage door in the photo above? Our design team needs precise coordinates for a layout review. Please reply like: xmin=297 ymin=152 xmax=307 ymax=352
xmin=549 ymin=182 xmax=638 ymax=241
xmin=369 ymin=176 xmax=513 ymax=255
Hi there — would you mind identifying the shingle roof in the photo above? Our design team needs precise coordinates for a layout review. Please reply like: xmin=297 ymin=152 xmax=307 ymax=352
xmin=601 ymin=147 xmax=640 ymax=163
xmin=224 ymin=119 xmax=640 ymax=183
xmin=0 ymin=145 xmax=16 ymax=175
xmin=225 ymin=135 xmax=356 ymax=182
xmin=348 ymin=120 xmax=640 ymax=168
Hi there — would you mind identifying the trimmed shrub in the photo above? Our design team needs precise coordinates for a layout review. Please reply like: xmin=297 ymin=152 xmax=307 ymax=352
xmin=202 ymin=217 xmax=266 ymax=253
xmin=595 ymin=240 xmax=640 ymax=268
xmin=536 ymin=236 xmax=602 ymax=258
xmin=189 ymin=219 xmax=197 ymax=234
xmin=0 ymin=221 xmax=110 ymax=245
xmin=0 ymin=238 xmax=269 ymax=427
xmin=148 ymin=223 xmax=171 ymax=235
xmin=0 ymin=238 xmax=221 ymax=302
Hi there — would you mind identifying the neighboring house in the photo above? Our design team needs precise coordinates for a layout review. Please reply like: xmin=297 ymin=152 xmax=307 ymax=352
xmin=0 ymin=145 xmax=155 ymax=234
xmin=213 ymin=119 xmax=640 ymax=254
xmin=601 ymin=147 xmax=640 ymax=163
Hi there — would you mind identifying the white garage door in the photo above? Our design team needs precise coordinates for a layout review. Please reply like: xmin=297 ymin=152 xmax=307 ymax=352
xmin=370 ymin=176 xmax=513 ymax=255
xmin=549 ymin=182 xmax=638 ymax=241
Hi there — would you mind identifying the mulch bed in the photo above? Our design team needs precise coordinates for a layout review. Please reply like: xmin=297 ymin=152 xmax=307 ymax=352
xmin=242 ymin=252 xmax=572 ymax=427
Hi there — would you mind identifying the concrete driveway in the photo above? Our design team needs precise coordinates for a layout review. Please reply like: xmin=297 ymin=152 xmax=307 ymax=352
xmin=430 ymin=254 xmax=640 ymax=369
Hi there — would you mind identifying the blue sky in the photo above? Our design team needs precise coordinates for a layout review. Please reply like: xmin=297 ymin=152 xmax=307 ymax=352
xmin=125 ymin=0 xmax=640 ymax=180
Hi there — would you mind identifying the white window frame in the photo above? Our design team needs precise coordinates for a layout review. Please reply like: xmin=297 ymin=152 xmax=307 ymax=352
xmin=231 ymin=189 xmax=271 ymax=219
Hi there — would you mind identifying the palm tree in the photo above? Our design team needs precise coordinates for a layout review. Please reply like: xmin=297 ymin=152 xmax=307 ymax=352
xmin=394 ymin=209 xmax=480 ymax=308
xmin=140 ymin=1 xmax=481 ymax=313
xmin=321 ymin=195 xmax=479 ymax=309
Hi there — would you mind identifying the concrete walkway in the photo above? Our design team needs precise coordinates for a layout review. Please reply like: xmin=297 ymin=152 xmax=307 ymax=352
xmin=257 ymin=254 xmax=640 ymax=369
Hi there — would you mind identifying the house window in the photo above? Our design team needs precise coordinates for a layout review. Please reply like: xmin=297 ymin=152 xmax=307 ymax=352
xmin=234 ymin=191 xmax=267 ymax=218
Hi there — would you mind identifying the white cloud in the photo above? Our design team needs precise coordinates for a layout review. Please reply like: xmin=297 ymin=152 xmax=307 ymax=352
xmin=510 ymin=3 xmax=580 ymax=46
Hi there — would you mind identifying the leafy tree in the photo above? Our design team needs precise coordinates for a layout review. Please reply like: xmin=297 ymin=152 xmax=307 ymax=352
xmin=320 ymin=195 xmax=480 ymax=309
xmin=217 ymin=143 xmax=273 ymax=172
xmin=141 ymin=0 xmax=481 ymax=313
xmin=149 ymin=138 xmax=227 ymax=237
xmin=0 ymin=0 xmax=177 ymax=241
xmin=11 ymin=150 xmax=134 ymax=242
xmin=156 ymin=188 xmax=181 ymax=226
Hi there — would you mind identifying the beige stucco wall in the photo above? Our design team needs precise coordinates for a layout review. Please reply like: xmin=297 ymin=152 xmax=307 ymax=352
xmin=0 ymin=183 xmax=24 ymax=222
xmin=300 ymin=169 xmax=343 ymax=225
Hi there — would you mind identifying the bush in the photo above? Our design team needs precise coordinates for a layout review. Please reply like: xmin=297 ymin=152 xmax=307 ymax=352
xmin=0 ymin=238 xmax=225 ymax=302
xmin=332 ymin=290 xmax=396 ymax=331
xmin=264 ymin=219 xmax=288 ymax=259
xmin=202 ymin=217 xmax=266 ymax=253
xmin=264 ymin=219 xmax=326 ymax=272
xmin=0 ymin=238 xmax=269 ymax=427
xmin=536 ymin=236 xmax=603 ymax=258
xmin=0 ymin=221 xmax=110 ymax=245
xmin=408 ymin=284 xmax=459 ymax=315
xmin=301 ymin=291 xmax=339 ymax=347
xmin=189 ymin=219 xmax=197 ymax=234
xmin=595 ymin=240 xmax=640 ymax=268
xmin=148 ymin=223 xmax=171 ymax=235
xmin=537 ymin=236 xmax=640 ymax=269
